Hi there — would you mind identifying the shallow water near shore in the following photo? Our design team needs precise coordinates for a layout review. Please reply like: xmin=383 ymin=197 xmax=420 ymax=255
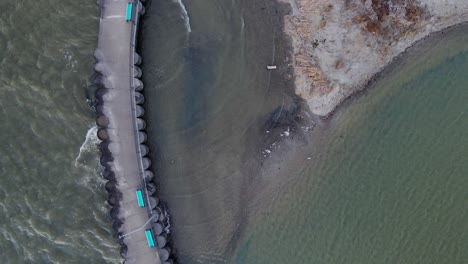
xmin=231 ymin=25 xmax=468 ymax=263
xmin=141 ymin=1 xmax=468 ymax=262
xmin=139 ymin=0 xmax=301 ymax=262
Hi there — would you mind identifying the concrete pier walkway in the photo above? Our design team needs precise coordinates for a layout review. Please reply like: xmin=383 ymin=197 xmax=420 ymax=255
xmin=94 ymin=1 xmax=170 ymax=263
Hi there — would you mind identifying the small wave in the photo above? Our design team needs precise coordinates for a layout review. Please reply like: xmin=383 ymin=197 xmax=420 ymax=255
xmin=175 ymin=0 xmax=192 ymax=33
xmin=74 ymin=125 xmax=99 ymax=168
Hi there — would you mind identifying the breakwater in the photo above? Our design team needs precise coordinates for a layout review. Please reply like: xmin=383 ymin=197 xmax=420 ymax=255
xmin=93 ymin=0 xmax=175 ymax=263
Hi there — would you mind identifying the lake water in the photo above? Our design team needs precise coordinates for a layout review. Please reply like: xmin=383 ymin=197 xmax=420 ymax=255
xmin=0 ymin=0 xmax=466 ymax=263
xmin=0 ymin=0 xmax=119 ymax=263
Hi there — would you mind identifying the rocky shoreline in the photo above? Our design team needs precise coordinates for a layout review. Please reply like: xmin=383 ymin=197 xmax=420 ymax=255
xmin=278 ymin=0 xmax=468 ymax=116
xmin=93 ymin=1 xmax=175 ymax=263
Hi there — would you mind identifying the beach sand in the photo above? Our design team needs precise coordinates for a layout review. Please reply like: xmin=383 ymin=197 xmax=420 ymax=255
xmin=277 ymin=0 xmax=468 ymax=116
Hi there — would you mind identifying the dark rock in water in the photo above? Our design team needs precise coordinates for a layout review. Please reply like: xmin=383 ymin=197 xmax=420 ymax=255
xmin=152 ymin=209 xmax=161 ymax=220
xmin=107 ymin=190 xmax=122 ymax=206
xmin=153 ymin=222 xmax=163 ymax=235
xmin=98 ymin=140 xmax=109 ymax=150
xmin=107 ymin=195 xmax=118 ymax=207
xmin=149 ymin=196 xmax=159 ymax=208
xmin=138 ymin=132 xmax=147 ymax=143
xmin=134 ymin=52 xmax=142 ymax=65
xmin=133 ymin=78 xmax=143 ymax=91
xmin=102 ymin=170 xmax=115 ymax=181
xmin=105 ymin=180 xmax=117 ymax=192
xmin=101 ymin=77 xmax=114 ymax=89
xmin=140 ymin=144 xmax=149 ymax=156
xmin=153 ymin=206 xmax=162 ymax=214
xmin=138 ymin=3 xmax=145 ymax=15
xmin=100 ymin=154 xmax=113 ymax=166
xmin=94 ymin=62 xmax=106 ymax=74
xmin=142 ymin=157 xmax=151 ymax=169
xmin=97 ymin=128 xmax=109 ymax=141
xmin=133 ymin=66 xmax=142 ymax=78
xmin=98 ymin=141 xmax=111 ymax=155
xmin=135 ymin=92 xmax=145 ymax=104
xmin=156 ymin=235 xmax=167 ymax=248
xmin=144 ymin=170 xmax=154 ymax=181
xmin=94 ymin=87 xmax=108 ymax=101
xmin=147 ymin=183 xmax=157 ymax=194
xmin=117 ymin=233 xmax=126 ymax=246
xmin=95 ymin=103 xmax=104 ymax=114
xmin=120 ymin=245 xmax=128 ymax=258
xmin=113 ymin=219 xmax=123 ymax=233
xmin=159 ymin=248 xmax=170 ymax=261
xmin=136 ymin=105 xmax=145 ymax=117
xmin=137 ymin=118 xmax=146 ymax=130
xmin=101 ymin=163 xmax=112 ymax=173
xmin=110 ymin=206 xmax=120 ymax=219
xmin=96 ymin=115 xmax=109 ymax=127
xmin=94 ymin=48 xmax=104 ymax=61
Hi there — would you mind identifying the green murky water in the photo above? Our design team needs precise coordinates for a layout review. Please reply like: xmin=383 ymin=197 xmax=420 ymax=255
xmin=0 ymin=1 xmax=119 ymax=262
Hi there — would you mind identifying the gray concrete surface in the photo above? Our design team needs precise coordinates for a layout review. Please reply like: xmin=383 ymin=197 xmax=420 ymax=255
xmin=95 ymin=1 xmax=162 ymax=263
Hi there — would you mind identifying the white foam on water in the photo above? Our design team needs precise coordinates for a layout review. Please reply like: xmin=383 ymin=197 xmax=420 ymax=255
xmin=164 ymin=210 xmax=171 ymax=234
xmin=175 ymin=0 xmax=192 ymax=33
xmin=74 ymin=125 xmax=99 ymax=168
xmin=73 ymin=125 xmax=105 ymax=188
xmin=60 ymin=48 xmax=78 ymax=72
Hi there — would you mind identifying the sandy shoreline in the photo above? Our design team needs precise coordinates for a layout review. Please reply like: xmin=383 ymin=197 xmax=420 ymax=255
xmin=277 ymin=0 xmax=468 ymax=117
xmin=230 ymin=1 xmax=468 ymax=258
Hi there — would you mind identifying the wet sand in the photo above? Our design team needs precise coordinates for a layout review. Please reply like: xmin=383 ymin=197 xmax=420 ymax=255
xmin=225 ymin=0 xmax=316 ymax=253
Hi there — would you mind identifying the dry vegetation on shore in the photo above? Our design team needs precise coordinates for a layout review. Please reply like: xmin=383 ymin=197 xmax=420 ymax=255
xmin=279 ymin=0 xmax=468 ymax=116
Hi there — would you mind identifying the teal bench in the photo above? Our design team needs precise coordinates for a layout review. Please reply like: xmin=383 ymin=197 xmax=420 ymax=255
xmin=145 ymin=229 xmax=155 ymax=247
xmin=136 ymin=189 xmax=145 ymax=207
xmin=125 ymin=3 xmax=133 ymax=22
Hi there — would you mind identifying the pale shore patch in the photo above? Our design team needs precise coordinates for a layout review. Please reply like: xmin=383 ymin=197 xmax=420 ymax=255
xmin=278 ymin=0 xmax=468 ymax=116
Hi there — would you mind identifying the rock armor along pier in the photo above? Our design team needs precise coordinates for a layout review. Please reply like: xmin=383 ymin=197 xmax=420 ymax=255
xmin=93 ymin=0 xmax=175 ymax=263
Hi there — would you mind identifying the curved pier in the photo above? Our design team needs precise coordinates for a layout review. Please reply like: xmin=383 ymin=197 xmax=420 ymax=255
xmin=94 ymin=1 xmax=174 ymax=263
